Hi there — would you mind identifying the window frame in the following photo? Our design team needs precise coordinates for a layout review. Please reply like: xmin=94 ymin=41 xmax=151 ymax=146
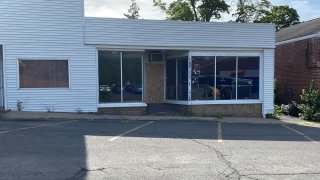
xmin=165 ymin=51 xmax=263 ymax=105
xmin=17 ymin=58 xmax=71 ymax=90
xmin=97 ymin=50 xmax=145 ymax=105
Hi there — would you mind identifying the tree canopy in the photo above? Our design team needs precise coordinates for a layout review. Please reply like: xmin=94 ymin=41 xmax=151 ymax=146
xmin=255 ymin=5 xmax=300 ymax=30
xmin=233 ymin=0 xmax=271 ymax=23
xmin=151 ymin=0 xmax=300 ymax=30
xmin=153 ymin=0 xmax=229 ymax=22
xmin=124 ymin=0 xmax=140 ymax=19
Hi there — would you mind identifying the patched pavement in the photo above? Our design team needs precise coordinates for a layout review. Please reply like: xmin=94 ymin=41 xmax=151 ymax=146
xmin=0 ymin=119 xmax=319 ymax=180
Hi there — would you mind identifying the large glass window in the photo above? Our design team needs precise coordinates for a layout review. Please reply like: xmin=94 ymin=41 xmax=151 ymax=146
xmin=19 ymin=60 xmax=69 ymax=88
xmin=99 ymin=51 xmax=143 ymax=103
xmin=177 ymin=57 xmax=188 ymax=100
xmin=122 ymin=52 xmax=143 ymax=102
xmin=166 ymin=57 xmax=188 ymax=101
xmin=237 ymin=57 xmax=260 ymax=99
xmin=216 ymin=56 xmax=237 ymax=100
xmin=99 ymin=51 xmax=121 ymax=103
xmin=166 ymin=59 xmax=177 ymax=100
xmin=189 ymin=55 xmax=260 ymax=101
xmin=192 ymin=56 xmax=216 ymax=100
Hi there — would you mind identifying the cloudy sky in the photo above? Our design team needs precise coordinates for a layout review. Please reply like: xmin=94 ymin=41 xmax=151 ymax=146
xmin=85 ymin=0 xmax=320 ymax=22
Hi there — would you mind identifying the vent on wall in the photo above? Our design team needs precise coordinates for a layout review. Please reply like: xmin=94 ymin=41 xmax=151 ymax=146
xmin=149 ymin=51 xmax=164 ymax=62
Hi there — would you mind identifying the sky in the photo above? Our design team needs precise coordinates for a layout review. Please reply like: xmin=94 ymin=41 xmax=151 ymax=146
xmin=85 ymin=0 xmax=320 ymax=22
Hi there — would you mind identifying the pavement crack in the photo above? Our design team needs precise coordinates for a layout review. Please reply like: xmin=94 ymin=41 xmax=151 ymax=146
xmin=65 ymin=167 xmax=108 ymax=180
xmin=186 ymin=138 xmax=243 ymax=180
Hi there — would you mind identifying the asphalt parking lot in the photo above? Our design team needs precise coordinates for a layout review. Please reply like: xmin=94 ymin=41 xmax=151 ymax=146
xmin=0 ymin=119 xmax=319 ymax=180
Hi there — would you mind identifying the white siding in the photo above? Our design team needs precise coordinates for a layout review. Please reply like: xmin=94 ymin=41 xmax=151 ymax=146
xmin=85 ymin=17 xmax=275 ymax=49
xmin=0 ymin=1 xmax=275 ymax=114
xmin=263 ymin=49 xmax=275 ymax=115
xmin=0 ymin=0 xmax=98 ymax=112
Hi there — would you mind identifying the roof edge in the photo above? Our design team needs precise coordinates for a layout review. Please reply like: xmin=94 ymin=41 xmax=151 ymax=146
xmin=276 ymin=32 xmax=320 ymax=46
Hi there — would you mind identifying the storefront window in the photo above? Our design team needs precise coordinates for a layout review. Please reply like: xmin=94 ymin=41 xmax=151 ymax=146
xmin=237 ymin=57 xmax=260 ymax=99
xmin=190 ymin=55 xmax=260 ymax=101
xmin=216 ymin=56 xmax=237 ymax=100
xmin=191 ymin=56 xmax=216 ymax=100
xmin=166 ymin=59 xmax=176 ymax=100
xmin=99 ymin=51 xmax=143 ymax=103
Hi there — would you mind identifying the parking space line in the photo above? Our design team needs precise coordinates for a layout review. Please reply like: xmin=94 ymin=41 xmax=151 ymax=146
xmin=282 ymin=125 xmax=316 ymax=142
xmin=218 ymin=122 xmax=223 ymax=143
xmin=109 ymin=121 xmax=155 ymax=142
xmin=0 ymin=120 xmax=79 ymax=135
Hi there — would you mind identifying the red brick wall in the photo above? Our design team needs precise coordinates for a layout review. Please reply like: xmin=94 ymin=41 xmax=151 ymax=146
xmin=275 ymin=37 xmax=320 ymax=104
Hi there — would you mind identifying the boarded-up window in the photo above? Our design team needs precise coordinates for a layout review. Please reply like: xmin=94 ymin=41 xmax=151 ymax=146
xmin=19 ymin=60 xmax=69 ymax=88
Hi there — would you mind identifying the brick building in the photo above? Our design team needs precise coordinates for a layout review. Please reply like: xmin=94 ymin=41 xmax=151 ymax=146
xmin=276 ymin=18 xmax=320 ymax=104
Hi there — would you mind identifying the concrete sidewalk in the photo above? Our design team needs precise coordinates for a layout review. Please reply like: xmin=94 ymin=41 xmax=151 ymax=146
xmin=0 ymin=111 xmax=288 ymax=125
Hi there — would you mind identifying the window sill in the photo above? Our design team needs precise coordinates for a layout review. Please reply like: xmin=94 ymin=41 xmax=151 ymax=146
xmin=19 ymin=88 xmax=70 ymax=91
xmin=98 ymin=103 xmax=147 ymax=108
xmin=165 ymin=100 xmax=262 ymax=105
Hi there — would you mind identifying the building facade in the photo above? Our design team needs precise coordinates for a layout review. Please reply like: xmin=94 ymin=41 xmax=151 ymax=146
xmin=276 ymin=18 xmax=320 ymax=104
xmin=0 ymin=0 xmax=275 ymax=117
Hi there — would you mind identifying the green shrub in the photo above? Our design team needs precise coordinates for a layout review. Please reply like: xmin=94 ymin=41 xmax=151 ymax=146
xmin=288 ymin=102 xmax=301 ymax=117
xmin=266 ymin=105 xmax=282 ymax=120
xmin=298 ymin=81 xmax=320 ymax=122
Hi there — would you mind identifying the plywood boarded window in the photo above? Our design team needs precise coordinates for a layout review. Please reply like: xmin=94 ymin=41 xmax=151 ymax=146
xmin=19 ymin=60 xmax=69 ymax=88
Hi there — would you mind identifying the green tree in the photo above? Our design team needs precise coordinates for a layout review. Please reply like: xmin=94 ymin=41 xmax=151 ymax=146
xmin=124 ymin=0 xmax=140 ymax=19
xmin=166 ymin=0 xmax=195 ymax=21
xmin=153 ymin=0 xmax=229 ymax=21
xmin=233 ymin=0 xmax=271 ymax=23
xmin=255 ymin=5 xmax=300 ymax=30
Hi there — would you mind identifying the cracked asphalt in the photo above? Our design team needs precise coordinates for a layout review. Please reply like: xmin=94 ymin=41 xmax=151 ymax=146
xmin=0 ymin=119 xmax=319 ymax=180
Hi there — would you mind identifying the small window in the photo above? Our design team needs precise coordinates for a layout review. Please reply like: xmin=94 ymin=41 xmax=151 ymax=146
xmin=19 ymin=60 xmax=69 ymax=88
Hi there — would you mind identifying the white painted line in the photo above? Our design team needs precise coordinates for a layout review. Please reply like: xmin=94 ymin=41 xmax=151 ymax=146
xmin=109 ymin=121 xmax=154 ymax=142
xmin=0 ymin=120 xmax=79 ymax=135
xmin=282 ymin=125 xmax=316 ymax=142
xmin=218 ymin=122 xmax=223 ymax=143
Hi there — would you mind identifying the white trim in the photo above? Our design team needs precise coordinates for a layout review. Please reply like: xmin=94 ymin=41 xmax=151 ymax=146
xmin=17 ymin=59 xmax=71 ymax=89
xmin=276 ymin=32 xmax=320 ymax=45
xmin=189 ymin=51 xmax=262 ymax=57
xmin=96 ymin=47 xmax=145 ymax=52
xmin=1 ymin=45 xmax=5 ymax=109
xmin=165 ymin=100 xmax=262 ymax=105
xmin=259 ymin=52 xmax=263 ymax=102
xmin=95 ymin=48 xmax=99 ymax=110
xmin=86 ymin=44 xmax=269 ymax=51
xmin=187 ymin=55 xmax=192 ymax=101
xmin=120 ymin=52 xmax=123 ymax=102
xmin=98 ymin=103 xmax=147 ymax=108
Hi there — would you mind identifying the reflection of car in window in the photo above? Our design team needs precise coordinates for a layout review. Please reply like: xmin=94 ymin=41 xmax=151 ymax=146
xmin=125 ymin=84 xmax=142 ymax=94
xmin=99 ymin=85 xmax=111 ymax=92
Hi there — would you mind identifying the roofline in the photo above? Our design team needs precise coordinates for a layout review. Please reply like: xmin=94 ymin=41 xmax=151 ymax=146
xmin=277 ymin=17 xmax=320 ymax=32
xmin=88 ymin=44 xmax=274 ymax=51
xmin=276 ymin=32 xmax=320 ymax=46
xmin=84 ymin=16 xmax=276 ymax=27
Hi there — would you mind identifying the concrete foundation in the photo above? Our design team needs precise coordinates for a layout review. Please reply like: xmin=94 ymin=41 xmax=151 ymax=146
xmin=174 ymin=104 xmax=263 ymax=117
xmin=99 ymin=104 xmax=262 ymax=117
xmin=98 ymin=107 xmax=146 ymax=116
